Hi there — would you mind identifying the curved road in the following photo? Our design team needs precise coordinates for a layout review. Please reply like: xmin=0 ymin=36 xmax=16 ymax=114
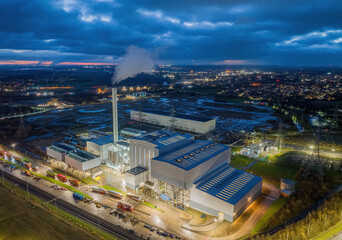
xmin=246 ymin=183 xmax=342 ymax=240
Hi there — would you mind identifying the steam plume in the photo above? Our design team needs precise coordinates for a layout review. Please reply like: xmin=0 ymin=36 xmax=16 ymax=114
xmin=111 ymin=46 xmax=154 ymax=85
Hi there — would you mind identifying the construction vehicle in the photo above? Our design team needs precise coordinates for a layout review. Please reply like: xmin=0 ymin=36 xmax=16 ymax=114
xmin=69 ymin=179 xmax=80 ymax=187
xmin=94 ymin=201 xmax=102 ymax=208
xmin=57 ymin=174 xmax=67 ymax=182
xmin=73 ymin=192 xmax=85 ymax=200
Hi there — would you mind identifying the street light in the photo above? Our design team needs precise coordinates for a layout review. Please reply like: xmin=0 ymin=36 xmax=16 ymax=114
xmin=309 ymin=145 xmax=314 ymax=149
xmin=12 ymin=143 xmax=16 ymax=150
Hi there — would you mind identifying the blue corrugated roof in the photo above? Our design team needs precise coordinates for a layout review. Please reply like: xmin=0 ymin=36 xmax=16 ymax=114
xmin=195 ymin=164 xmax=262 ymax=205
xmin=152 ymin=140 xmax=230 ymax=171
xmin=88 ymin=135 xmax=114 ymax=146
xmin=133 ymin=130 xmax=193 ymax=149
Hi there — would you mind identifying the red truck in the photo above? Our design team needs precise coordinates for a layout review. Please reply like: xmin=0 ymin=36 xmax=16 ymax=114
xmin=69 ymin=179 xmax=80 ymax=187
xmin=57 ymin=174 xmax=67 ymax=182
xmin=117 ymin=202 xmax=134 ymax=212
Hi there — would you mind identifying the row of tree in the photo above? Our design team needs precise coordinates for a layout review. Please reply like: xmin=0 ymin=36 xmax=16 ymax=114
xmin=251 ymin=192 xmax=342 ymax=240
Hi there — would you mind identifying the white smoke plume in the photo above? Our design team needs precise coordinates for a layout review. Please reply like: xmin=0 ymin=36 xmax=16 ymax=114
xmin=111 ymin=45 xmax=154 ymax=85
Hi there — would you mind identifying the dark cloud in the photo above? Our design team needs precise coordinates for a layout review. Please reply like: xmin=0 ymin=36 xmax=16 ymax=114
xmin=0 ymin=0 xmax=341 ymax=65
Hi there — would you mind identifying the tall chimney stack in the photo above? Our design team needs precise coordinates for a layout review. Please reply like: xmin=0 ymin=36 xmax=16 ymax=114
xmin=112 ymin=88 xmax=118 ymax=144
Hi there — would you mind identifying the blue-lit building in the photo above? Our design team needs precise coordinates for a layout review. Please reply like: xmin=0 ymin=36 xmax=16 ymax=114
xmin=127 ymin=130 xmax=262 ymax=222
xmin=191 ymin=163 xmax=262 ymax=222
xmin=151 ymin=140 xmax=231 ymax=190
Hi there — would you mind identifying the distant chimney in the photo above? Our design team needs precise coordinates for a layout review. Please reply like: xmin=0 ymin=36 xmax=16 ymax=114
xmin=112 ymin=88 xmax=118 ymax=144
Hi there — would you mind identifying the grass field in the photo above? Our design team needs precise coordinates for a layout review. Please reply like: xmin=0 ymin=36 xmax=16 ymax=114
xmin=0 ymin=184 xmax=99 ymax=240
xmin=251 ymin=198 xmax=287 ymax=234
xmin=311 ymin=220 xmax=342 ymax=240
xmin=247 ymin=161 xmax=298 ymax=184
xmin=230 ymin=155 xmax=255 ymax=168
xmin=141 ymin=201 xmax=164 ymax=212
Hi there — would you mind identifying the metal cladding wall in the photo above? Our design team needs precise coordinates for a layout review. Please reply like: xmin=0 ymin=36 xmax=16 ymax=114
xmin=151 ymin=148 xmax=231 ymax=190
xmin=86 ymin=141 xmax=111 ymax=161
xmin=233 ymin=179 xmax=262 ymax=220
xmin=129 ymin=139 xmax=159 ymax=171
xmin=65 ymin=155 xmax=101 ymax=171
xmin=125 ymin=171 xmax=149 ymax=191
xmin=190 ymin=188 xmax=235 ymax=222
xmin=130 ymin=110 xmax=216 ymax=134
xmin=190 ymin=178 xmax=262 ymax=222
xmin=46 ymin=147 xmax=65 ymax=161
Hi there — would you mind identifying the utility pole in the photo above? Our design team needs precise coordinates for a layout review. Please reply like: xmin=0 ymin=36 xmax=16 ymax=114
xmin=301 ymin=129 xmax=324 ymax=183
xmin=274 ymin=119 xmax=285 ymax=151
xmin=168 ymin=78 xmax=176 ymax=133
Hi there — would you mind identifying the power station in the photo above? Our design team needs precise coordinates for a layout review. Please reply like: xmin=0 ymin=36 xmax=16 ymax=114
xmin=46 ymin=87 xmax=262 ymax=222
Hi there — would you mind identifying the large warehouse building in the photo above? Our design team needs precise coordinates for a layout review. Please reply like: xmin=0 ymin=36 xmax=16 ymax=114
xmin=151 ymin=140 xmax=231 ymax=190
xmin=65 ymin=149 xmax=101 ymax=171
xmin=127 ymin=130 xmax=261 ymax=222
xmin=47 ymin=143 xmax=101 ymax=171
xmin=46 ymin=143 xmax=76 ymax=162
xmin=130 ymin=109 xmax=216 ymax=135
xmin=191 ymin=163 xmax=262 ymax=222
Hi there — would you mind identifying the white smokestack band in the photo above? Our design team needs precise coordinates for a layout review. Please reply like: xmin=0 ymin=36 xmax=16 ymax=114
xmin=112 ymin=88 xmax=118 ymax=144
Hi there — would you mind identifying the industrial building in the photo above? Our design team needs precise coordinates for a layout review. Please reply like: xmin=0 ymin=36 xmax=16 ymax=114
xmin=46 ymin=143 xmax=76 ymax=162
xmin=280 ymin=179 xmax=296 ymax=198
xmin=151 ymin=140 xmax=231 ymax=190
xmin=65 ymin=149 xmax=101 ymax=171
xmin=125 ymin=166 xmax=148 ymax=190
xmin=129 ymin=130 xmax=194 ymax=172
xmin=86 ymin=135 xmax=114 ymax=161
xmin=107 ymin=140 xmax=130 ymax=170
xmin=240 ymin=142 xmax=270 ymax=158
xmin=191 ymin=163 xmax=262 ymax=222
xmin=47 ymin=142 xmax=101 ymax=171
xmin=126 ymin=130 xmax=261 ymax=222
xmin=120 ymin=128 xmax=146 ymax=138
xmin=130 ymin=109 xmax=216 ymax=135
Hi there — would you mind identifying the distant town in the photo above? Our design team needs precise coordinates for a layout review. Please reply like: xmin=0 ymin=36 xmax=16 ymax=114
xmin=0 ymin=64 xmax=341 ymax=240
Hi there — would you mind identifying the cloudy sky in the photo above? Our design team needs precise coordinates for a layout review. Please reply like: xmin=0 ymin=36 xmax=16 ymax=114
xmin=0 ymin=0 xmax=341 ymax=65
